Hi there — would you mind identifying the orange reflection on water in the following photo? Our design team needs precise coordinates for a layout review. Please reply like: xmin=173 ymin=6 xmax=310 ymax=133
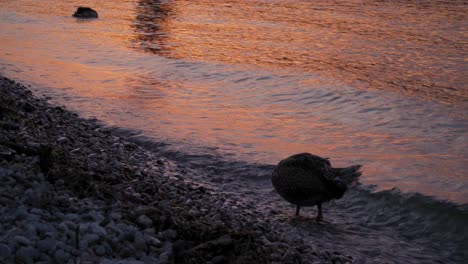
xmin=134 ymin=0 xmax=467 ymax=105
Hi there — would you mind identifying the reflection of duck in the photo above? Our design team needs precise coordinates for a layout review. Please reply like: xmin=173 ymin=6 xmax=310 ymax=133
xmin=272 ymin=153 xmax=361 ymax=221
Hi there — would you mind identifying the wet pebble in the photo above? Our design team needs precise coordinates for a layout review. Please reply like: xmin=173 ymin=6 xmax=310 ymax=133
xmin=53 ymin=249 xmax=70 ymax=263
xmin=14 ymin=235 xmax=33 ymax=246
xmin=15 ymin=246 xmax=39 ymax=264
xmin=0 ymin=244 xmax=12 ymax=259
xmin=137 ymin=214 xmax=153 ymax=228
xmin=95 ymin=245 xmax=107 ymax=256
xmin=36 ymin=238 xmax=57 ymax=253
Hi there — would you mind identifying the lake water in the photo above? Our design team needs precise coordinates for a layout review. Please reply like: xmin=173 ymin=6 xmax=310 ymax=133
xmin=1 ymin=0 xmax=467 ymax=262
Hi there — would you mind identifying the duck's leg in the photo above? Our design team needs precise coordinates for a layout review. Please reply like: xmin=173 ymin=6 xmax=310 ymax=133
xmin=295 ymin=205 xmax=301 ymax=216
xmin=316 ymin=203 xmax=323 ymax=222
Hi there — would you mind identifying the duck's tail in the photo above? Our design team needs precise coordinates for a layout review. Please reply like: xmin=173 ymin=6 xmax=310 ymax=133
xmin=322 ymin=164 xmax=362 ymax=199
xmin=334 ymin=165 xmax=362 ymax=187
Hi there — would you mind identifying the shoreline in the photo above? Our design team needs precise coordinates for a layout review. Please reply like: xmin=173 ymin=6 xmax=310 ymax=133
xmin=0 ymin=75 xmax=352 ymax=263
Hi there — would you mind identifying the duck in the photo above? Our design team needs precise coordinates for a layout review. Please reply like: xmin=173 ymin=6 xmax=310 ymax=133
xmin=271 ymin=153 xmax=361 ymax=221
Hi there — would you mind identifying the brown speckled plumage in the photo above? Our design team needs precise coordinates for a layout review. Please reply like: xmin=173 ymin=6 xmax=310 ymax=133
xmin=272 ymin=153 xmax=362 ymax=220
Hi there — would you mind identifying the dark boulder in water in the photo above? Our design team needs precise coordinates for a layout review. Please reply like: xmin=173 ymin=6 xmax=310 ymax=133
xmin=272 ymin=153 xmax=362 ymax=221
xmin=73 ymin=7 xmax=98 ymax=19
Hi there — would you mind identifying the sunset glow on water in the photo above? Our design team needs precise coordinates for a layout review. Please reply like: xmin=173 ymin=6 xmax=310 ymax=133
xmin=0 ymin=0 xmax=466 ymax=205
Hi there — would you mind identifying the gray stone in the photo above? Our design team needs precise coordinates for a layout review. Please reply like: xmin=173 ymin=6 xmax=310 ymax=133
xmin=129 ymin=156 xmax=138 ymax=165
xmin=83 ymin=233 xmax=100 ymax=245
xmin=189 ymin=208 xmax=200 ymax=217
xmin=125 ymin=186 xmax=135 ymax=194
xmin=15 ymin=246 xmax=39 ymax=264
xmin=14 ymin=235 xmax=33 ymax=246
xmin=36 ymin=238 xmax=57 ymax=252
xmin=137 ymin=215 xmax=153 ymax=228
xmin=95 ymin=245 xmax=107 ymax=256
xmin=57 ymin=222 xmax=69 ymax=233
xmin=57 ymin=137 xmax=69 ymax=143
xmin=270 ymin=252 xmax=282 ymax=260
xmin=158 ymin=200 xmax=170 ymax=209
xmin=65 ymin=213 xmax=79 ymax=221
xmin=89 ymin=222 xmax=107 ymax=237
xmin=54 ymin=249 xmax=70 ymax=263
xmin=0 ymin=243 xmax=12 ymax=259
xmin=131 ymin=192 xmax=142 ymax=200
xmin=110 ymin=212 xmax=122 ymax=220
xmin=79 ymin=239 xmax=89 ymax=250
xmin=15 ymin=206 xmax=28 ymax=219
xmin=36 ymin=223 xmax=55 ymax=236
xmin=211 ymin=255 xmax=227 ymax=264
xmin=63 ymin=221 xmax=77 ymax=231
xmin=37 ymin=253 xmax=52 ymax=263
xmin=157 ymin=229 xmax=177 ymax=241
xmin=143 ymin=228 xmax=155 ymax=235
xmin=24 ymin=225 xmax=37 ymax=240
xmin=145 ymin=235 xmax=162 ymax=247
xmin=134 ymin=232 xmax=147 ymax=252
xmin=281 ymin=248 xmax=298 ymax=263
xmin=30 ymin=208 xmax=42 ymax=215
xmin=70 ymin=248 xmax=80 ymax=257
xmin=141 ymin=256 xmax=158 ymax=264
xmin=159 ymin=252 xmax=170 ymax=264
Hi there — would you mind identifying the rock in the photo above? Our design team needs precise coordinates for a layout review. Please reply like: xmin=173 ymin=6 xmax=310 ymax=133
xmin=145 ymin=235 xmax=162 ymax=247
xmin=73 ymin=7 xmax=98 ymax=19
xmin=270 ymin=252 xmax=282 ymax=260
xmin=157 ymin=229 xmax=177 ymax=241
xmin=36 ymin=238 xmax=57 ymax=253
xmin=37 ymin=253 xmax=53 ymax=263
xmin=0 ymin=145 xmax=16 ymax=159
xmin=215 ymin=234 xmax=232 ymax=246
xmin=15 ymin=206 xmax=28 ymax=219
xmin=57 ymin=137 xmax=69 ymax=143
xmin=211 ymin=255 xmax=227 ymax=264
xmin=53 ymin=249 xmax=70 ymax=263
xmin=95 ymin=245 xmax=107 ymax=256
xmin=158 ymin=199 xmax=170 ymax=209
xmin=0 ymin=243 xmax=12 ymax=259
xmin=281 ymin=248 xmax=299 ymax=263
xmin=159 ymin=242 xmax=173 ymax=263
xmin=137 ymin=215 xmax=153 ymax=228
xmin=15 ymin=246 xmax=39 ymax=264
xmin=159 ymin=252 xmax=170 ymax=264
xmin=30 ymin=208 xmax=42 ymax=215
xmin=141 ymin=256 xmax=158 ymax=264
xmin=134 ymin=232 xmax=147 ymax=251
xmin=189 ymin=207 xmax=200 ymax=217
xmin=110 ymin=212 xmax=122 ymax=220
xmin=65 ymin=213 xmax=79 ymax=221
xmin=0 ymin=121 xmax=20 ymax=130
xmin=14 ymin=235 xmax=33 ymax=246
xmin=83 ymin=233 xmax=100 ymax=245
xmin=23 ymin=102 xmax=37 ymax=112
xmin=89 ymin=222 xmax=107 ymax=237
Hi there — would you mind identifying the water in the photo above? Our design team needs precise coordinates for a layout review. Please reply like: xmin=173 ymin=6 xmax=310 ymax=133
xmin=1 ymin=0 xmax=467 ymax=262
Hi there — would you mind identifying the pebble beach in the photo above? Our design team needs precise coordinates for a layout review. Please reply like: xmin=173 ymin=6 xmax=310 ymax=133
xmin=0 ymin=75 xmax=355 ymax=263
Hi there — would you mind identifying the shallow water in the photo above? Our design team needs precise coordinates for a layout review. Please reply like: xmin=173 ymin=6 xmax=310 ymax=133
xmin=1 ymin=0 xmax=467 ymax=262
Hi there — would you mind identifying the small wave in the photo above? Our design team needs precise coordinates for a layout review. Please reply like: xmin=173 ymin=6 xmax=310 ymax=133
xmin=338 ymin=186 xmax=468 ymax=261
